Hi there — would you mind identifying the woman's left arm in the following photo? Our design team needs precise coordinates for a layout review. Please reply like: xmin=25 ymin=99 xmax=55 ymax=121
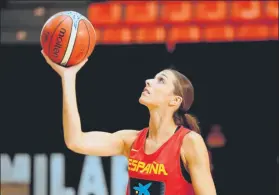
xmin=182 ymin=132 xmax=216 ymax=195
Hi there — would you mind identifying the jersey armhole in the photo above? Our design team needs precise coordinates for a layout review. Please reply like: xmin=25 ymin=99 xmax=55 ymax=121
xmin=179 ymin=156 xmax=192 ymax=183
xmin=178 ymin=128 xmax=192 ymax=184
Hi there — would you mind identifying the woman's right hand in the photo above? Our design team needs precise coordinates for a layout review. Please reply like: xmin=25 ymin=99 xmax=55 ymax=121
xmin=41 ymin=50 xmax=88 ymax=79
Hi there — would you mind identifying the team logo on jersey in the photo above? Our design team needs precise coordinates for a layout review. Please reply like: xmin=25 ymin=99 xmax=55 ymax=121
xmin=128 ymin=159 xmax=168 ymax=175
xmin=133 ymin=182 xmax=152 ymax=195
xmin=129 ymin=178 xmax=165 ymax=195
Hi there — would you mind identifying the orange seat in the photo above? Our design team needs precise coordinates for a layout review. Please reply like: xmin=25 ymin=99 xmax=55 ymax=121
xmin=134 ymin=26 xmax=166 ymax=43
xmin=87 ymin=2 xmax=122 ymax=26
xmin=235 ymin=24 xmax=269 ymax=40
xmin=270 ymin=23 xmax=278 ymax=39
xmin=265 ymin=1 xmax=278 ymax=20
xmin=123 ymin=2 xmax=158 ymax=24
xmin=160 ymin=2 xmax=192 ymax=23
xmin=103 ymin=26 xmax=132 ymax=43
xmin=195 ymin=1 xmax=227 ymax=22
xmin=204 ymin=25 xmax=234 ymax=42
xmin=94 ymin=27 xmax=102 ymax=43
xmin=168 ymin=25 xmax=201 ymax=43
xmin=231 ymin=1 xmax=263 ymax=21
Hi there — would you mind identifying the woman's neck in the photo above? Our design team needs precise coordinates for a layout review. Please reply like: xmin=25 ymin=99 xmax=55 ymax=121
xmin=148 ymin=108 xmax=177 ymax=142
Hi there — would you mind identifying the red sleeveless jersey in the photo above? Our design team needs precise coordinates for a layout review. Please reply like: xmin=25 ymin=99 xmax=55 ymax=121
xmin=126 ymin=126 xmax=195 ymax=195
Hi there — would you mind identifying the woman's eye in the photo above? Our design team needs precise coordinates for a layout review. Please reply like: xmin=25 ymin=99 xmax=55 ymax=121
xmin=158 ymin=77 xmax=165 ymax=83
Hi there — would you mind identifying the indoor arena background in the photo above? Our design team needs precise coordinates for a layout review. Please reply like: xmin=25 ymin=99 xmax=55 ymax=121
xmin=0 ymin=1 xmax=278 ymax=195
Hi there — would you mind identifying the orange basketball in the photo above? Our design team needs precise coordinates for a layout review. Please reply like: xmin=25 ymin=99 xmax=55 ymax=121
xmin=40 ymin=11 xmax=96 ymax=67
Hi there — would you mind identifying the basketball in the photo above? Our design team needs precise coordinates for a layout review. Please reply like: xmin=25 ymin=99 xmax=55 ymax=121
xmin=40 ymin=11 xmax=96 ymax=66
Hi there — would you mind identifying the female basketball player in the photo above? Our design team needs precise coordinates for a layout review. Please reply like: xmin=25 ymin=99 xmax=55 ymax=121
xmin=42 ymin=50 xmax=216 ymax=195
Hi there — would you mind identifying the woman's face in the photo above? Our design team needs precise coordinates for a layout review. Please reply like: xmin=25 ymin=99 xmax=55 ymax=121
xmin=139 ymin=70 xmax=181 ymax=110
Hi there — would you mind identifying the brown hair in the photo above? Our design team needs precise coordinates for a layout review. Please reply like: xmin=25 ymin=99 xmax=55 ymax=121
xmin=167 ymin=69 xmax=200 ymax=134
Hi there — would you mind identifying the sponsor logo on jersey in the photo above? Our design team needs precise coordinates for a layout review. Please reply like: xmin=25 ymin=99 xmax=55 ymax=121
xmin=129 ymin=178 xmax=165 ymax=195
xmin=133 ymin=182 xmax=152 ymax=195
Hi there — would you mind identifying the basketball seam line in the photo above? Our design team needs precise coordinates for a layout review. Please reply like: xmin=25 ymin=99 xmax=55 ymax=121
xmin=82 ymin=20 xmax=91 ymax=61
xmin=62 ymin=20 xmax=80 ymax=66
xmin=61 ymin=16 xmax=79 ymax=66
xmin=82 ymin=15 xmax=97 ymax=54
xmin=61 ymin=17 xmax=73 ymax=67
xmin=40 ymin=12 xmax=63 ymax=38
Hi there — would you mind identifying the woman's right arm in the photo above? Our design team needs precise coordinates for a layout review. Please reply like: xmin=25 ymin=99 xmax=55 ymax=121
xmin=42 ymin=50 xmax=138 ymax=157
xmin=62 ymin=76 xmax=138 ymax=157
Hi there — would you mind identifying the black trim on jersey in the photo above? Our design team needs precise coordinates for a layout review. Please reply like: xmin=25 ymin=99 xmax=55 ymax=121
xmin=146 ymin=126 xmax=180 ymax=137
xmin=180 ymin=157 xmax=192 ymax=183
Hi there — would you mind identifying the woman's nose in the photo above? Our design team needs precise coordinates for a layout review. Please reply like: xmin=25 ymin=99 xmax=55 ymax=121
xmin=145 ymin=79 xmax=151 ymax=86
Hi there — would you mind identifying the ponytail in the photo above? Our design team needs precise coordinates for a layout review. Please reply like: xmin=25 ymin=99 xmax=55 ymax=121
xmin=174 ymin=111 xmax=200 ymax=134
xmin=184 ymin=113 xmax=200 ymax=134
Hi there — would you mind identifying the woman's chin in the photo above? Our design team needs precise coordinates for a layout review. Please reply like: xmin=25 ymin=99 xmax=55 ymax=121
xmin=139 ymin=95 xmax=147 ymax=105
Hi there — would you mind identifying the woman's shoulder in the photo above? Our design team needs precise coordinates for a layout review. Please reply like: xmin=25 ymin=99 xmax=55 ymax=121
xmin=182 ymin=131 xmax=207 ymax=155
